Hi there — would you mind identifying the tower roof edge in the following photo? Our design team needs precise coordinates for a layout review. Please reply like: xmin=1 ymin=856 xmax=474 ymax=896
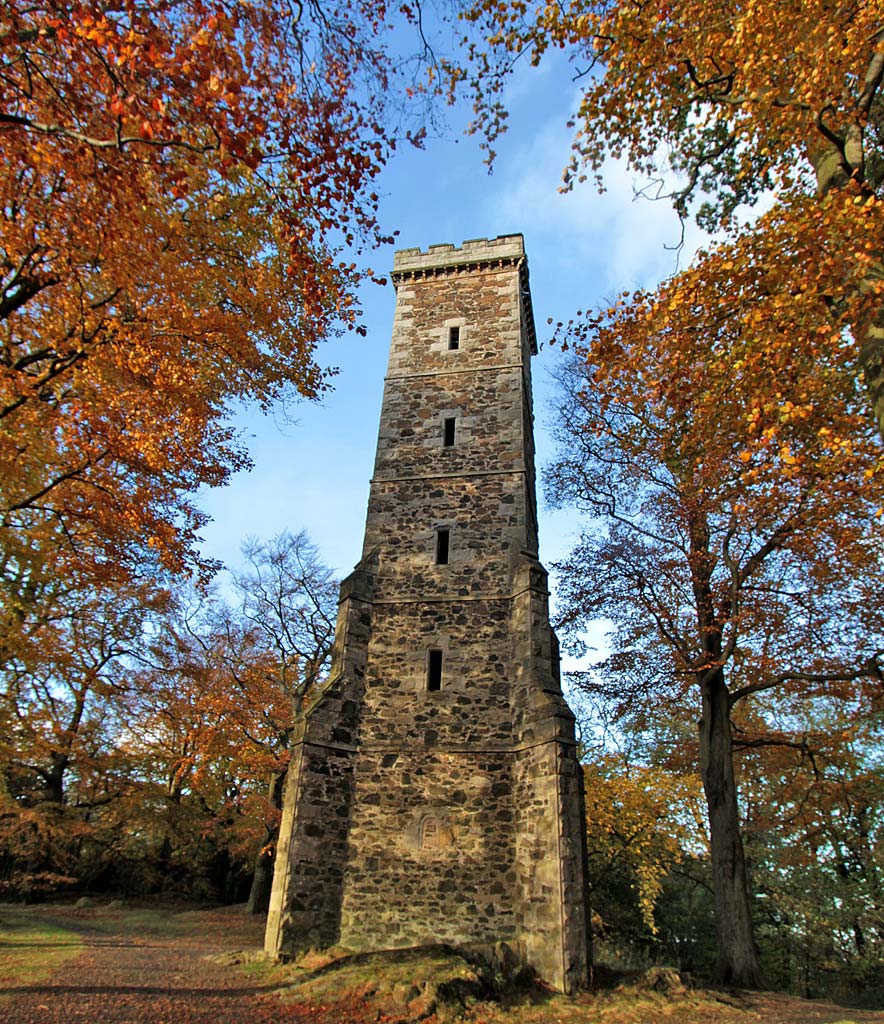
xmin=390 ymin=234 xmax=536 ymax=354
xmin=392 ymin=234 xmax=526 ymax=274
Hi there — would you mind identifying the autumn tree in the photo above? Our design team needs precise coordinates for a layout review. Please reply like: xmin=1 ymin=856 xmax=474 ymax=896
xmin=576 ymin=657 xmax=884 ymax=990
xmin=125 ymin=600 xmax=276 ymax=899
xmin=235 ymin=530 xmax=338 ymax=715
xmin=581 ymin=752 xmax=703 ymax=967
xmin=126 ymin=532 xmax=337 ymax=907
xmin=0 ymin=525 xmax=338 ymax=902
xmin=548 ymin=330 xmax=884 ymax=985
xmin=0 ymin=0 xmax=425 ymax=675
xmin=450 ymin=0 xmax=884 ymax=438
xmin=0 ymin=579 xmax=164 ymax=895
xmin=232 ymin=530 xmax=337 ymax=912
xmin=739 ymin=699 xmax=884 ymax=997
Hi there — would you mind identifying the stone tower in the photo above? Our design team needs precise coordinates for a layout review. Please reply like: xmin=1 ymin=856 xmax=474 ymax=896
xmin=264 ymin=235 xmax=589 ymax=993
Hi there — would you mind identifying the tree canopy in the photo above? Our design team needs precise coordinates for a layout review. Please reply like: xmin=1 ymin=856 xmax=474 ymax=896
xmin=451 ymin=0 xmax=884 ymax=439
xmin=0 ymin=1 xmax=417 ymax=903
xmin=548 ymin=310 xmax=884 ymax=982
xmin=0 ymin=0 xmax=417 ymax=677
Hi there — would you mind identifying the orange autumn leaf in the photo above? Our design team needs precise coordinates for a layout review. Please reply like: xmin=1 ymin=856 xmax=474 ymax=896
xmin=0 ymin=0 xmax=416 ymax=673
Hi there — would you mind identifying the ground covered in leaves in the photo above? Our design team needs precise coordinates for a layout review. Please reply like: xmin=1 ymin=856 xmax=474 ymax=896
xmin=1 ymin=903 xmax=882 ymax=1024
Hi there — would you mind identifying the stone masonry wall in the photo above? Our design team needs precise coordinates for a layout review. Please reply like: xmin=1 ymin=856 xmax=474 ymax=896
xmin=358 ymin=600 xmax=515 ymax=746
xmin=266 ymin=236 xmax=588 ymax=992
xmin=264 ymin=561 xmax=373 ymax=956
xmin=508 ymin=555 xmax=589 ymax=992
xmin=364 ymin=475 xmax=525 ymax=603
xmin=339 ymin=749 xmax=517 ymax=948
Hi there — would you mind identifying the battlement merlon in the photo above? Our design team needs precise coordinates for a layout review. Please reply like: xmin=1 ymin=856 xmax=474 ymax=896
xmin=391 ymin=234 xmax=537 ymax=355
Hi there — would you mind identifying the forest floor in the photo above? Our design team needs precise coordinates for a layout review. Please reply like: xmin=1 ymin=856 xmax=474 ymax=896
xmin=0 ymin=902 xmax=882 ymax=1024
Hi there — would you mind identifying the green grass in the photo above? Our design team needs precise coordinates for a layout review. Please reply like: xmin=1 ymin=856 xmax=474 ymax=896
xmin=35 ymin=902 xmax=267 ymax=956
xmin=83 ymin=906 xmax=199 ymax=937
xmin=0 ymin=907 xmax=83 ymax=999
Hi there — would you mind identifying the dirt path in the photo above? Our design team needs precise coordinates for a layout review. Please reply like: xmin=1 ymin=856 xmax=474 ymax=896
xmin=0 ymin=905 xmax=330 ymax=1024
xmin=736 ymin=990 xmax=884 ymax=1024
xmin=2 ymin=905 xmax=882 ymax=1024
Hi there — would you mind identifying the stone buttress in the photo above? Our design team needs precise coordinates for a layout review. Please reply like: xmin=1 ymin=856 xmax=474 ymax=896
xmin=264 ymin=235 xmax=589 ymax=993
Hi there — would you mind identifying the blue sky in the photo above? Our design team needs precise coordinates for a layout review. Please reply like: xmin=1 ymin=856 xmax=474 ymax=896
xmin=197 ymin=54 xmax=705 ymax=628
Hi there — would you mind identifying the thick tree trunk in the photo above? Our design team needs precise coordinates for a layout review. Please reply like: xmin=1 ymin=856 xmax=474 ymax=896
xmin=698 ymin=668 xmax=763 ymax=988
xmin=45 ymin=751 xmax=68 ymax=804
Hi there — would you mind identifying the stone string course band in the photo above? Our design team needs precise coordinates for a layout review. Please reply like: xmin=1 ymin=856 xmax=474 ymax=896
xmin=264 ymin=234 xmax=589 ymax=993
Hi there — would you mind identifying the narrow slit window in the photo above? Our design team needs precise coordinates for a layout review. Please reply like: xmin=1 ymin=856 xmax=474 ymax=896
xmin=448 ymin=326 xmax=460 ymax=350
xmin=443 ymin=417 xmax=456 ymax=447
xmin=427 ymin=649 xmax=443 ymax=691
xmin=435 ymin=528 xmax=450 ymax=565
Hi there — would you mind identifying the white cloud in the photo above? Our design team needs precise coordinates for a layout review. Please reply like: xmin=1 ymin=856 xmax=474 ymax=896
xmin=489 ymin=116 xmax=713 ymax=301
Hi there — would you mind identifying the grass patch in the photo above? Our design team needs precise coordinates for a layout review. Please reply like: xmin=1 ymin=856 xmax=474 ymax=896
xmin=256 ymin=944 xmax=495 ymax=1022
xmin=253 ymin=947 xmax=761 ymax=1024
xmin=82 ymin=906 xmax=210 ymax=938
xmin=0 ymin=906 xmax=83 ymax=999
xmin=89 ymin=903 xmax=266 ymax=950
xmin=461 ymin=986 xmax=753 ymax=1024
xmin=19 ymin=900 xmax=266 ymax=948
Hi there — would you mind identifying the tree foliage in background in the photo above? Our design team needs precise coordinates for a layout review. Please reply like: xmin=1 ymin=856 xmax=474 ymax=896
xmin=548 ymin=336 xmax=884 ymax=984
xmin=450 ymin=0 xmax=884 ymax=441
xmin=232 ymin=530 xmax=337 ymax=911
xmin=0 ymin=577 xmax=164 ymax=895
xmin=741 ymin=701 xmax=884 ymax=1001
xmin=576 ymin=681 xmax=884 ymax=997
xmin=582 ymin=753 xmax=703 ymax=966
xmin=0 ymin=531 xmax=337 ymax=903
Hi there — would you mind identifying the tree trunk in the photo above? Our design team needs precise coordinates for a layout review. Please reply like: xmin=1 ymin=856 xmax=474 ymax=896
xmin=246 ymin=842 xmax=275 ymax=915
xmin=245 ymin=768 xmax=287 ymax=915
xmin=858 ymin=306 xmax=884 ymax=440
xmin=698 ymin=668 xmax=764 ymax=988
xmin=45 ymin=751 xmax=68 ymax=804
